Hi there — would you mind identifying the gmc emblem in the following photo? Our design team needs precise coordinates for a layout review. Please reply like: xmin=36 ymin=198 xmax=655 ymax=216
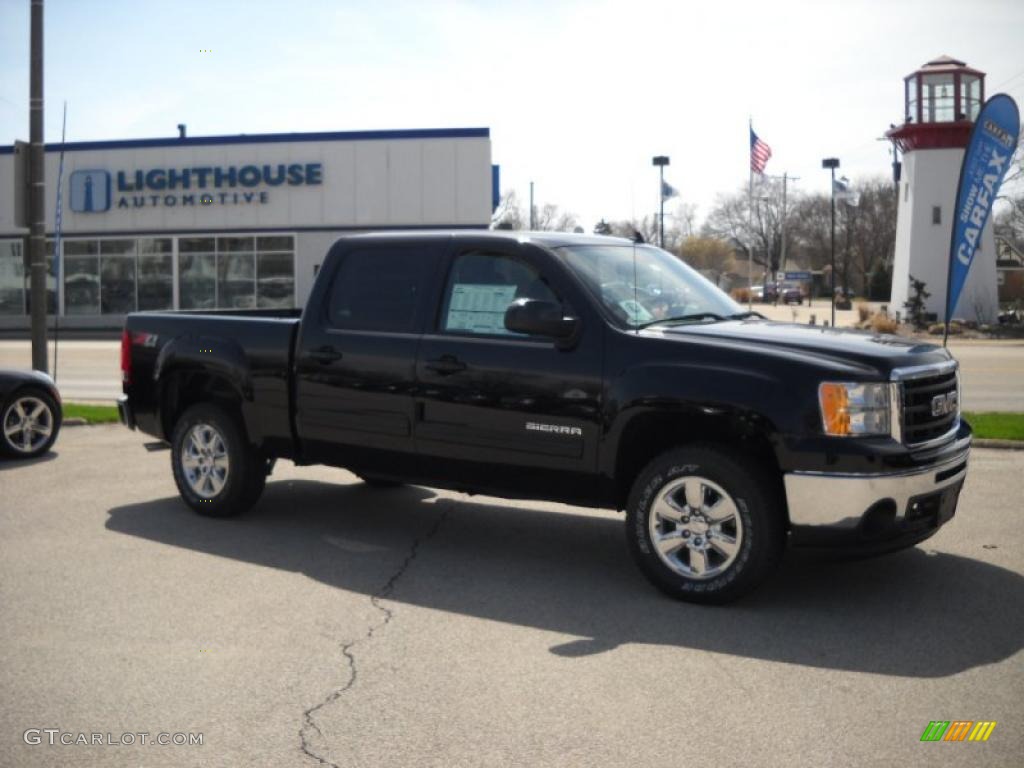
xmin=931 ymin=391 xmax=958 ymax=417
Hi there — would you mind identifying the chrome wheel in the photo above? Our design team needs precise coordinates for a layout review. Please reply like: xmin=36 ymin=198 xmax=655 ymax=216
xmin=181 ymin=423 xmax=229 ymax=498
xmin=3 ymin=396 xmax=54 ymax=455
xmin=648 ymin=475 xmax=744 ymax=580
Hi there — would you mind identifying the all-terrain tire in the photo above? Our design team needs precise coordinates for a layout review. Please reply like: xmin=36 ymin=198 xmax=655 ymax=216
xmin=625 ymin=445 xmax=785 ymax=604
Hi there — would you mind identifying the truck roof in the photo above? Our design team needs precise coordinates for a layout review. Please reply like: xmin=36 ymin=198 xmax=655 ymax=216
xmin=334 ymin=230 xmax=637 ymax=248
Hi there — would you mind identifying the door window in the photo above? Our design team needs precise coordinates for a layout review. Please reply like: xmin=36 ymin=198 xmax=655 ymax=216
xmin=440 ymin=251 xmax=560 ymax=337
xmin=327 ymin=247 xmax=435 ymax=332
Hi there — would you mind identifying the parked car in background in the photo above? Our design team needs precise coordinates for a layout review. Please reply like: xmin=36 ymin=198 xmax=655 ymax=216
xmin=0 ymin=369 xmax=62 ymax=458
xmin=780 ymin=282 xmax=804 ymax=305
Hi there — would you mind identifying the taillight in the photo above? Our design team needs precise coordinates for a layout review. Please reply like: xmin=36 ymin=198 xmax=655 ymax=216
xmin=120 ymin=329 xmax=132 ymax=385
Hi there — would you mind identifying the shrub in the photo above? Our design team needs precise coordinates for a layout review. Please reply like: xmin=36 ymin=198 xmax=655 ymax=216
xmin=731 ymin=287 xmax=751 ymax=303
xmin=857 ymin=302 xmax=871 ymax=323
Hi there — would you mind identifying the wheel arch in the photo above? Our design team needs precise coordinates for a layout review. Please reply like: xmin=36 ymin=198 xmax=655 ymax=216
xmin=609 ymin=406 xmax=786 ymax=520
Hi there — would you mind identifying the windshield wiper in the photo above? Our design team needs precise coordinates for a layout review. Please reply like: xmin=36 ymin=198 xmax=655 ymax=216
xmin=727 ymin=311 xmax=765 ymax=320
xmin=639 ymin=312 xmax=725 ymax=328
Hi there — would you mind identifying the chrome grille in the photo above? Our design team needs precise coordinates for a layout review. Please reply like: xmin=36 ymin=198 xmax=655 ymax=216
xmin=899 ymin=366 xmax=959 ymax=445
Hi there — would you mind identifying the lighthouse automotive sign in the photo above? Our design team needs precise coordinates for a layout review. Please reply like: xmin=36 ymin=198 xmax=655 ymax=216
xmin=68 ymin=162 xmax=324 ymax=213
xmin=946 ymin=94 xmax=1020 ymax=327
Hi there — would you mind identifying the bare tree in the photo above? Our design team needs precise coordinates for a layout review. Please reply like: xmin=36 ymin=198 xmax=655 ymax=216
xmin=677 ymin=236 xmax=737 ymax=273
xmin=702 ymin=183 xmax=789 ymax=278
xmin=491 ymin=190 xmax=525 ymax=230
xmin=491 ymin=190 xmax=579 ymax=232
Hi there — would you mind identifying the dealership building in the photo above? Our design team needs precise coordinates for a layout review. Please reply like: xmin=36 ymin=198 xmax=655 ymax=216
xmin=0 ymin=127 xmax=495 ymax=329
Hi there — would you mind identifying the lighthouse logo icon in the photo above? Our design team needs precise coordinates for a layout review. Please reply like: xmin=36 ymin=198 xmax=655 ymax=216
xmin=69 ymin=169 xmax=111 ymax=213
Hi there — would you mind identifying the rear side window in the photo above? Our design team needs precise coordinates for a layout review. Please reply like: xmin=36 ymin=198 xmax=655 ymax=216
xmin=327 ymin=247 xmax=435 ymax=332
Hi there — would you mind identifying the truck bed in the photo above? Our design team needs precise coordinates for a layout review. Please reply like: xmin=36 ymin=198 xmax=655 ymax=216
xmin=123 ymin=311 xmax=300 ymax=449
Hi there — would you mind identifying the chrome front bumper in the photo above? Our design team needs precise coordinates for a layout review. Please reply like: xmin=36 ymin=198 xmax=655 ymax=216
xmin=784 ymin=440 xmax=970 ymax=540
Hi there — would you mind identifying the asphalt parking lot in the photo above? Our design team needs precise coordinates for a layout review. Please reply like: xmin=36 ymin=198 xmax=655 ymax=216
xmin=1 ymin=425 xmax=1021 ymax=767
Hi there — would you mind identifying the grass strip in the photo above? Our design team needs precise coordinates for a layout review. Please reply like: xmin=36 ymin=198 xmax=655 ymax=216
xmin=963 ymin=411 xmax=1024 ymax=441
xmin=63 ymin=403 xmax=119 ymax=424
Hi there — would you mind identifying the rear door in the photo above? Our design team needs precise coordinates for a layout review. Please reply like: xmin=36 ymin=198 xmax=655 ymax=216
xmin=414 ymin=241 xmax=603 ymax=500
xmin=294 ymin=240 xmax=444 ymax=476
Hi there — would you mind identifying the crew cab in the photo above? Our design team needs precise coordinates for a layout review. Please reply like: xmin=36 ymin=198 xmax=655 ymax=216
xmin=118 ymin=232 xmax=970 ymax=603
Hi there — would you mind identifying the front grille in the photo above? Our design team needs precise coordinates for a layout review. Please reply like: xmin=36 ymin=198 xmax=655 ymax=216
xmin=901 ymin=368 xmax=958 ymax=445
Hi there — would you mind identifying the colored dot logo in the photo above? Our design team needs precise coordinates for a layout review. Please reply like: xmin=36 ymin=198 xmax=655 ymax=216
xmin=201 ymin=194 xmax=213 ymax=205
xmin=200 ymin=49 xmax=212 ymax=53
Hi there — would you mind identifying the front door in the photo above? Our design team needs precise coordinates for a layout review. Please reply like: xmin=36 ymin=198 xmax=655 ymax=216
xmin=414 ymin=242 xmax=603 ymax=502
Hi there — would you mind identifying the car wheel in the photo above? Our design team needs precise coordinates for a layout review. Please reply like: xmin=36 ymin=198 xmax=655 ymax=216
xmin=625 ymin=445 xmax=785 ymax=604
xmin=171 ymin=403 xmax=265 ymax=517
xmin=1 ymin=388 xmax=61 ymax=458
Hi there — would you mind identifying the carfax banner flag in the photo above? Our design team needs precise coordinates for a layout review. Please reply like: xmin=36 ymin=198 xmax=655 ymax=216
xmin=946 ymin=93 xmax=1020 ymax=320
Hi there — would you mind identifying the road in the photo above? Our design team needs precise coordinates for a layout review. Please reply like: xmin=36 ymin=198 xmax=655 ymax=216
xmin=1 ymin=333 xmax=1022 ymax=411
xmin=1 ymin=425 xmax=1021 ymax=767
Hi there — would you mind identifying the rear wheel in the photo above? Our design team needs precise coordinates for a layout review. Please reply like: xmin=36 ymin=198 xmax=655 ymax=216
xmin=1 ymin=389 xmax=61 ymax=458
xmin=171 ymin=404 xmax=265 ymax=517
xmin=626 ymin=445 xmax=785 ymax=604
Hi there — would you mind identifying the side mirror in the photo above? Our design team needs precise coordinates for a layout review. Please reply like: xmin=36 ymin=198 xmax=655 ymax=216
xmin=504 ymin=298 xmax=579 ymax=340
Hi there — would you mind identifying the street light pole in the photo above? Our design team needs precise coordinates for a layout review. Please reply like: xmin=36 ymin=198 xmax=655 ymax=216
xmin=822 ymin=157 xmax=840 ymax=327
xmin=652 ymin=155 xmax=669 ymax=248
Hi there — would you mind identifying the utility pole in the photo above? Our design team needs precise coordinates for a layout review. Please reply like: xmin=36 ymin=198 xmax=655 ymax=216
xmin=822 ymin=157 xmax=840 ymax=327
xmin=652 ymin=156 xmax=669 ymax=249
xmin=529 ymin=181 xmax=535 ymax=230
xmin=29 ymin=0 xmax=47 ymax=372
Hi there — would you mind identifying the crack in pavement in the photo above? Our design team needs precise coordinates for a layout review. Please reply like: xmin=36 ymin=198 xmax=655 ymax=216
xmin=299 ymin=504 xmax=450 ymax=767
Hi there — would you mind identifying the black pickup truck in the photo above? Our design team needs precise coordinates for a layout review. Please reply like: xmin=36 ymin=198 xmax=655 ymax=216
xmin=118 ymin=231 xmax=970 ymax=603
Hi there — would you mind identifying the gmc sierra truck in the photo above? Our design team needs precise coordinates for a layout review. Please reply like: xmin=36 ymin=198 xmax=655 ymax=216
xmin=118 ymin=231 xmax=970 ymax=603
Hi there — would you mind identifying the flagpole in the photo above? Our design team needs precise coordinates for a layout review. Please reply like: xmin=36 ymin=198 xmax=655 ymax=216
xmin=747 ymin=118 xmax=753 ymax=311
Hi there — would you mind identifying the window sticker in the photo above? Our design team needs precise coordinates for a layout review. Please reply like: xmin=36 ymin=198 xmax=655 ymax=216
xmin=618 ymin=299 xmax=653 ymax=325
xmin=445 ymin=283 xmax=518 ymax=334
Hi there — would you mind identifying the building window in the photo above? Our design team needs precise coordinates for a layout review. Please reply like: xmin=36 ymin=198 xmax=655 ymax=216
xmin=932 ymin=206 xmax=941 ymax=225
xmin=138 ymin=238 xmax=173 ymax=311
xmin=217 ymin=236 xmax=256 ymax=309
xmin=0 ymin=240 xmax=25 ymax=315
xmin=179 ymin=238 xmax=216 ymax=310
xmin=4 ymin=233 xmax=294 ymax=317
xmin=100 ymin=239 xmax=137 ymax=314
xmin=64 ymin=240 xmax=100 ymax=315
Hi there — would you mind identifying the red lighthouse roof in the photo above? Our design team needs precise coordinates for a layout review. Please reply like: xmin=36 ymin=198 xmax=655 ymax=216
xmin=886 ymin=55 xmax=986 ymax=152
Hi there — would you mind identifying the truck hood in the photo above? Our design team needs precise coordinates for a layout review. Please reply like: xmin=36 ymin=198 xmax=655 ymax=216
xmin=648 ymin=319 xmax=952 ymax=375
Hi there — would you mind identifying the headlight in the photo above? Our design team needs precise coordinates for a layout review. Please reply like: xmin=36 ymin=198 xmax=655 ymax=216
xmin=818 ymin=382 xmax=891 ymax=437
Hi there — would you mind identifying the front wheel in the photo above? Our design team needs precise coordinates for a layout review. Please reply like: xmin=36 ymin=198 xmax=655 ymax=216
xmin=626 ymin=446 xmax=784 ymax=604
xmin=171 ymin=404 xmax=265 ymax=517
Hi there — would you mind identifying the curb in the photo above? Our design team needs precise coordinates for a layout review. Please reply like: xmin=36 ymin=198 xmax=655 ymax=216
xmin=973 ymin=438 xmax=1024 ymax=451
xmin=63 ymin=418 xmax=88 ymax=427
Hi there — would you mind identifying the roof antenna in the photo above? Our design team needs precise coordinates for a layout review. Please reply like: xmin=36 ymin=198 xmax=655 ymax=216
xmin=177 ymin=123 xmax=187 ymax=139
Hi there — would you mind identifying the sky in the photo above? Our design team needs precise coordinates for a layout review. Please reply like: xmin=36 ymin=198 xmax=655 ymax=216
xmin=1 ymin=0 xmax=1023 ymax=233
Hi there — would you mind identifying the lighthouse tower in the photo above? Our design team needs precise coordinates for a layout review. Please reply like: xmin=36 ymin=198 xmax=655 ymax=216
xmin=888 ymin=56 xmax=998 ymax=323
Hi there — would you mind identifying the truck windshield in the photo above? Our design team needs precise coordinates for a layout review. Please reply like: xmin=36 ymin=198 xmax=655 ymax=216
xmin=557 ymin=244 xmax=743 ymax=328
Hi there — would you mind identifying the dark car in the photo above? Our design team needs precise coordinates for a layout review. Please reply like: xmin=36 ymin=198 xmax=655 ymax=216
xmin=118 ymin=231 xmax=969 ymax=603
xmin=0 ymin=369 xmax=62 ymax=458
xmin=780 ymin=282 xmax=804 ymax=305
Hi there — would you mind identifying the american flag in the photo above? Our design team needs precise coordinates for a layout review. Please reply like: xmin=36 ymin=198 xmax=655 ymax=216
xmin=750 ymin=127 xmax=772 ymax=175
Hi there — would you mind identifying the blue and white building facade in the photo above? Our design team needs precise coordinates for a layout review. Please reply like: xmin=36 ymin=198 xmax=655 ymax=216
xmin=0 ymin=127 xmax=495 ymax=328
